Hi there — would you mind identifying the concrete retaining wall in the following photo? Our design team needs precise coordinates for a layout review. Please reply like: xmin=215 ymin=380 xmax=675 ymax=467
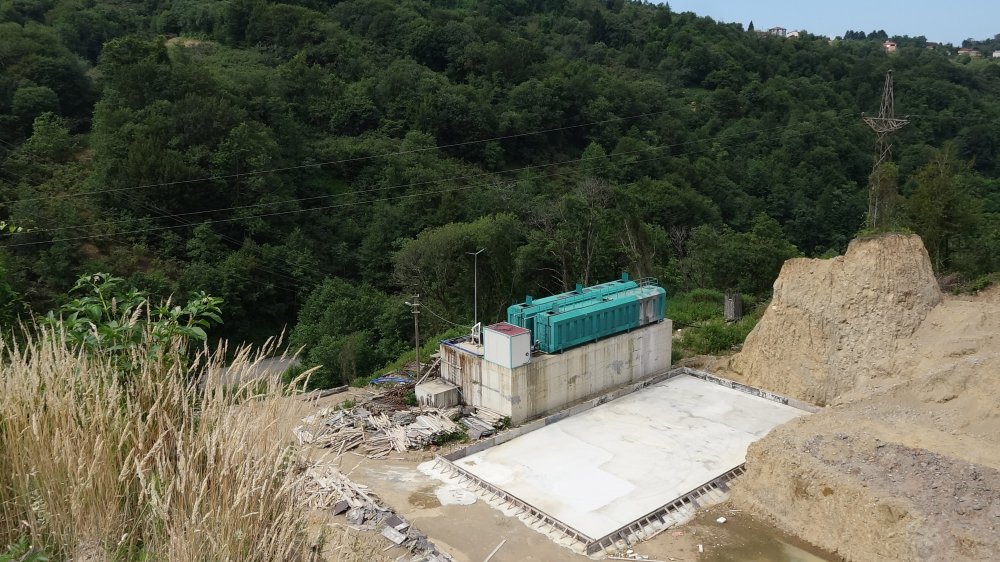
xmin=441 ymin=320 xmax=673 ymax=424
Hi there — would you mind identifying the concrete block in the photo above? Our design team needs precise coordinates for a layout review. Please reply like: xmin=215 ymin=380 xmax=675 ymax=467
xmin=415 ymin=379 xmax=461 ymax=409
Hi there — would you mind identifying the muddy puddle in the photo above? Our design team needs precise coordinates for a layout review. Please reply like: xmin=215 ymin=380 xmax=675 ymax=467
xmin=692 ymin=510 xmax=842 ymax=562
xmin=406 ymin=484 xmax=441 ymax=509
xmin=703 ymin=538 xmax=832 ymax=562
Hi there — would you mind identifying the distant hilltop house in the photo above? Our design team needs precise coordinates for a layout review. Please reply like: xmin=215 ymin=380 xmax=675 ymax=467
xmin=787 ymin=30 xmax=801 ymax=38
xmin=768 ymin=26 xmax=787 ymax=37
xmin=993 ymin=50 xmax=1000 ymax=58
xmin=883 ymin=40 xmax=897 ymax=53
xmin=957 ymin=47 xmax=982 ymax=57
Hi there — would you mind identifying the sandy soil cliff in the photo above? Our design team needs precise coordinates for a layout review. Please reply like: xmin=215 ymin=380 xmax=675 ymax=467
xmin=723 ymin=234 xmax=942 ymax=406
xmin=722 ymin=234 xmax=1000 ymax=562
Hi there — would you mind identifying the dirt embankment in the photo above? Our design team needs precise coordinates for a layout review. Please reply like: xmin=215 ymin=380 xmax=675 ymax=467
xmin=722 ymin=234 xmax=942 ymax=406
xmin=722 ymin=234 xmax=1000 ymax=562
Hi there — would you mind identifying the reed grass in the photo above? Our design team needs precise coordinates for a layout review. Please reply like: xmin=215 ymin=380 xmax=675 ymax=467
xmin=0 ymin=325 xmax=319 ymax=561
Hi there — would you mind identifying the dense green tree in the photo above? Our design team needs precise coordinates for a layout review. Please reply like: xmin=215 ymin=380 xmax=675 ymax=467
xmin=1 ymin=0 xmax=999 ymax=360
xmin=906 ymin=143 xmax=981 ymax=270
xmin=680 ymin=214 xmax=800 ymax=295
xmin=289 ymin=278 xmax=409 ymax=388
xmin=394 ymin=213 xmax=526 ymax=324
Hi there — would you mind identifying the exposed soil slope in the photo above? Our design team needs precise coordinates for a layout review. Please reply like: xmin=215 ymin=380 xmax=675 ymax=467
xmin=723 ymin=234 xmax=1000 ymax=562
xmin=723 ymin=234 xmax=942 ymax=406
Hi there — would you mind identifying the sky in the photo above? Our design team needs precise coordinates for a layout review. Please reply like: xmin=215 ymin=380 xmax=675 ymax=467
xmin=662 ymin=1 xmax=1000 ymax=45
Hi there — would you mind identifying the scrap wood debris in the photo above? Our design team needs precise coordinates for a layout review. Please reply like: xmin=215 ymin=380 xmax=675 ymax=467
xmin=302 ymin=464 xmax=453 ymax=562
xmin=294 ymin=388 xmax=508 ymax=457
xmin=609 ymin=553 xmax=665 ymax=561
xmin=295 ymin=406 xmax=462 ymax=458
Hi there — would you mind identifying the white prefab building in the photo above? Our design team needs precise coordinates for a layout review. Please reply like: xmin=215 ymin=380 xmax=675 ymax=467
xmin=483 ymin=322 xmax=531 ymax=369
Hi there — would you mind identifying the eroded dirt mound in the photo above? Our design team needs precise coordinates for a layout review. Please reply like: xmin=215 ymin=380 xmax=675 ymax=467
xmin=727 ymin=234 xmax=1000 ymax=562
xmin=723 ymin=234 xmax=942 ymax=406
xmin=735 ymin=418 xmax=1000 ymax=562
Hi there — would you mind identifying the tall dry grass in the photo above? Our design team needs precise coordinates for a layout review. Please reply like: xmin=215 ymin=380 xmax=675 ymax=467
xmin=0 ymin=325 xmax=316 ymax=561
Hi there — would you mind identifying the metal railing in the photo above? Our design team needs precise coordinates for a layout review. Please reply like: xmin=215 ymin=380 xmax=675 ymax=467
xmin=434 ymin=454 xmax=747 ymax=556
xmin=433 ymin=456 xmax=595 ymax=546
xmin=584 ymin=464 xmax=746 ymax=554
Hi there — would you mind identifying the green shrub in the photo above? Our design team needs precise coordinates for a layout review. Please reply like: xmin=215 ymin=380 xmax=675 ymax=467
xmin=376 ymin=327 xmax=467 ymax=377
xmin=1 ymin=538 xmax=48 ymax=562
xmin=959 ymin=272 xmax=1000 ymax=294
xmin=678 ymin=315 xmax=758 ymax=355
xmin=854 ymin=225 xmax=913 ymax=238
xmin=671 ymin=346 xmax=683 ymax=364
xmin=668 ymin=289 xmax=724 ymax=326
xmin=432 ymin=427 xmax=468 ymax=446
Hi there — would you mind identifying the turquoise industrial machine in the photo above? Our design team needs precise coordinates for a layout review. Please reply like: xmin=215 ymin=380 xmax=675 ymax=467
xmin=507 ymin=274 xmax=667 ymax=353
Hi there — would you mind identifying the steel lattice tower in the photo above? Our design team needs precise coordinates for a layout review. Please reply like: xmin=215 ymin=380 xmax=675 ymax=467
xmin=863 ymin=70 xmax=909 ymax=229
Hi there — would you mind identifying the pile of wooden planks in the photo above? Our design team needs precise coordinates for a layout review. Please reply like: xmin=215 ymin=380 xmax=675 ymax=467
xmin=294 ymin=406 xmax=463 ymax=459
xmin=301 ymin=464 xmax=378 ymax=511
xmin=302 ymin=464 xmax=454 ymax=562
xmin=472 ymin=407 xmax=506 ymax=426
xmin=458 ymin=415 xmax=495 ymax=440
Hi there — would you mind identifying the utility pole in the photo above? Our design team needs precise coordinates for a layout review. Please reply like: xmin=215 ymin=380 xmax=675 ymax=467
xmin=467 ymin=248 xmax=485 ymax=336
xmin=863 ymin=69 xmax=909 ymax=229
xmin=404 ymin=296 xmax=421 ymax=378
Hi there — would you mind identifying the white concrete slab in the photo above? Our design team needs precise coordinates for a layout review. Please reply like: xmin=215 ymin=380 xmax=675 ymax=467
xmin=453 ymin=374 xmax=808 ymax=539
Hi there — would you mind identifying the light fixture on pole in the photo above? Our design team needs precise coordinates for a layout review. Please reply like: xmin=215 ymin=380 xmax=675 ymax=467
xmin=404 ymin=296 xmax=420 ymax=377
xmin=467 ymin=248 xmax=486 ymax=339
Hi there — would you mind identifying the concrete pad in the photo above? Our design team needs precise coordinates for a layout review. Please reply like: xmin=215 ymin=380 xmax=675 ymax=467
xmin=453 ymin=374 xmax=808 ymax=539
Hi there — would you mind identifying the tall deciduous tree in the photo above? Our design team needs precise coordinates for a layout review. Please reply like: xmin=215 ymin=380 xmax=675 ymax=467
xmin=289 ymin=278 xmax=408 ymax=389
xmin=906 ymin=143 xmax=980 ymax=271
xmin=394 ymin=213 xmax=526 ymax=324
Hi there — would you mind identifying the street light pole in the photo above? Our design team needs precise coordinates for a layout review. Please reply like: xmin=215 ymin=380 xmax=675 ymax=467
xmin=467 ymin=248 xmax=486 ymax=334
xmin=404 ymin=296 xmax=420 ymax=378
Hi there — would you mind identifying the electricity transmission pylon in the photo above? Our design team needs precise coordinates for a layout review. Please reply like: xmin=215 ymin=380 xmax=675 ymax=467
xmin=862 ymin=70 xmax=909 ymax=229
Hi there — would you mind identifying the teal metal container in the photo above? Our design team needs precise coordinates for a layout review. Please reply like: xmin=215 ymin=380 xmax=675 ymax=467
xmin=507 ymin=273 xmax=637 ymax=338
xmin=532 ymin=285 xmax=666 ymax=353
xmin=507 ymin=275 xmax=668 ymax=354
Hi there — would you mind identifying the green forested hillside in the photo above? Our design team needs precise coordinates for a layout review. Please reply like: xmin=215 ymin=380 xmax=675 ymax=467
xmin=2 ymin=1 xmax=999 ymax=385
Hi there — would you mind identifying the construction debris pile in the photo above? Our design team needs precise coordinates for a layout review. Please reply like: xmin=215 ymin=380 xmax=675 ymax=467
xmin=608 ymin=550 xmax=660 ymax=561
xmin=303 ymin=465 xmax=452 ymax=562
xmin=294 ymin=388 xmax=506 ymax=458
xmin=294 ymin=406 xmax=460 ymax=458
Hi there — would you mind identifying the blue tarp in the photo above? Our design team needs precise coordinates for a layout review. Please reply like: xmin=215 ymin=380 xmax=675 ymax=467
xmin=369 ymin=374 xmax=415 ymax=385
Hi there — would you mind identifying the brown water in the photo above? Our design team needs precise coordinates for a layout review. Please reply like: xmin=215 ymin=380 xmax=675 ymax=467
xmin=693 ymin=511 xmax=842 ymax=562
xmin=704 ymin=539 xmax=832 ymax=562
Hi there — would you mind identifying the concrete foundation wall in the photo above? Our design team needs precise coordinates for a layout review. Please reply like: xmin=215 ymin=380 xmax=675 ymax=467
xmin=441 ymin=320 xmax=672 ymax=424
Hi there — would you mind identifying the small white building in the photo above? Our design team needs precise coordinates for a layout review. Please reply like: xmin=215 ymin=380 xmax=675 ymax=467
xmin=993 ymin=50 xmax=1000 ymax=59
xmin=482 ymin=322 xmax=531 ymax=369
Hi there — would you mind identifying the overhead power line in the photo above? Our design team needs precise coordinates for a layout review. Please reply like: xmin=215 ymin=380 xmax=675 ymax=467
xmin=422 ymin=305 xmax=470 ymax=329
xmin=2 ymin=184 xmax=482 ymax=248
xmin=2 ymin=110 xmax=859 ymax=241
xmin=0 ymin=108 xmax=686 ymax=206
xmin=1 ymin=113 xmax=858 ymax=249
